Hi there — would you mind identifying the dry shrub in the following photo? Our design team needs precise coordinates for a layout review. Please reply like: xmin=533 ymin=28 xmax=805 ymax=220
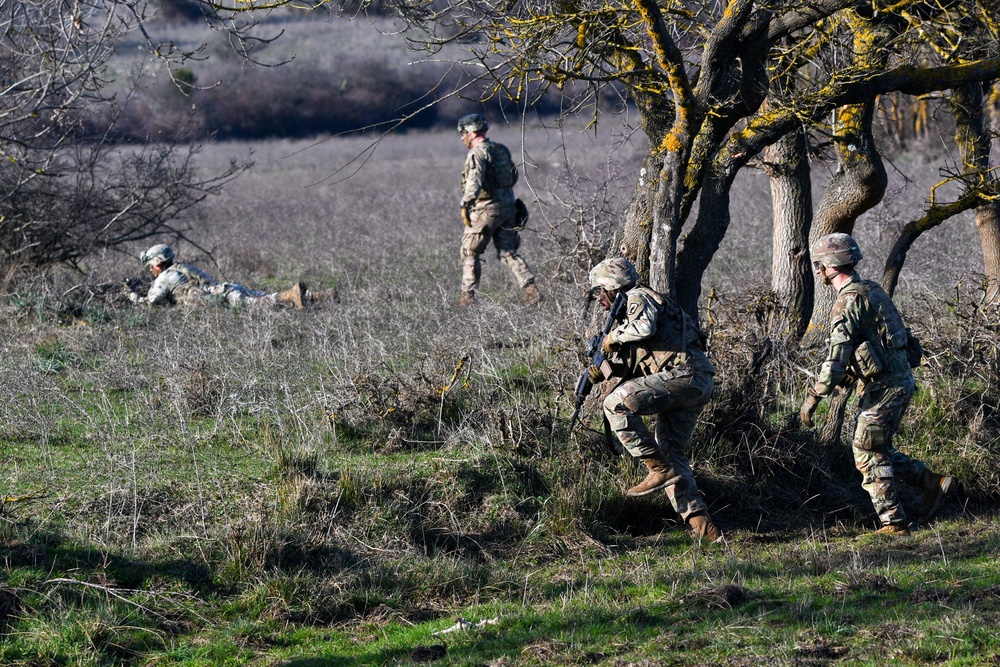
xmin=900 ymin=285 xmax=1000 ymax=501
xmin=194 ymin=59 xmax=440 ymax=140
xmin=180 ymin=361 xmax=225 ymax=417
xmin=697 ymin=286 xmax=861 ymax=528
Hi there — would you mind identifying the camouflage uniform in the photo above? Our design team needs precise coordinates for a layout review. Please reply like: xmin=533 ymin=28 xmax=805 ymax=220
xmin=143 ymin=263 xmax=277 ymax=308
xmin=603 ymin=285 xmax=716 ymax=522
xmin=460 ymin=137 xmax=535 ymax=294
xmin=810 ymin=274 xmax=939 ymax=528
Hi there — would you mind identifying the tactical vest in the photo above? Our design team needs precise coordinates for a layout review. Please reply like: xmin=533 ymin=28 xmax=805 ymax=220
xmin=628 ymin=287 xmax=713 ymax=377
xmin=841 ymin=279 xmax=910 ymax=380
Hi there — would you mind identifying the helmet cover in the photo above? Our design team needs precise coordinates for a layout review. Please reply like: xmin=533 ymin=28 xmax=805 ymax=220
xmin=811 ymin=233 xmax=862 ymax=269
xmin=457 ymin=114 xmax=489 ymax=133
xmin=140 ymin=244 xmax=175 ymax=266
xmin=590 ymin=257 xmax=640 ymax=291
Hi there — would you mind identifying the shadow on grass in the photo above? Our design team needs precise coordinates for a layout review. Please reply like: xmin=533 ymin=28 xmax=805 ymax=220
xmin=3 ymin=527 xmax=213 ymax=591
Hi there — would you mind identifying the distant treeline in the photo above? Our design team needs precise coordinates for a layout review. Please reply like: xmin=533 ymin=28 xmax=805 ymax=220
xmin=91 ymin=4 xmax=610 ymax=143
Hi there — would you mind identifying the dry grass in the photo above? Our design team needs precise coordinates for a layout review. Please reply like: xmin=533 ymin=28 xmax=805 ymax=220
xmin=1 ymin=121 xmax=999 ymax=665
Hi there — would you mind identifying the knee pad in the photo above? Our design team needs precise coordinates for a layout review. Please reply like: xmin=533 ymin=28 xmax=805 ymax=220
xmin=855 ymin=423 xmax=887 ymax=451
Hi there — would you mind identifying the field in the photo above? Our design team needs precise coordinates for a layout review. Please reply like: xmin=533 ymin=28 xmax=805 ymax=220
xmin=2 ymin=118 xmax=1000 ymax=666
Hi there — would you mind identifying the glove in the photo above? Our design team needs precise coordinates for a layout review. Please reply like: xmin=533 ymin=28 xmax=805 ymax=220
xmin=587 ymin=364 xmax=604 ymax=384
xmin=128 ymin=291 xmax=140 ymax=304
xmin=800 ymin=392 xmax=821 ymax=427
xmin=461 ymin=206 xmax=472 ymax=228
xmin=600 ymin=332 xmax=617 ymax=356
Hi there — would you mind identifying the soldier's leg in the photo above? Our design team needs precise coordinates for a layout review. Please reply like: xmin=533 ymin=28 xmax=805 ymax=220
xmin=603 ymin=377 xmax=662 ymax=458
xmin=869 ymin=384 xmax=937 ymax=490
xmin=652 ymin=374 xmax=714 ymax=522
xmin=854 ymin=385 xmax=910 ymax=528
xmin=218 ymin=283 xmax=271 ymax=307
xmin=460 ymin=229 xmax=491 ymax=294
xmin=493 ymin=224 xmax=535 ymax=289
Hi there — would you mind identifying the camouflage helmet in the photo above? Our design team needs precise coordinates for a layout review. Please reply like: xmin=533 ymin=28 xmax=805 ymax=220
xmin=457 ymin=113 xmax=488 ymax=133
xmin=140 ymin=244 xmax=174 ymax=267
xmin=590 ymin=257 xmax=640 ymax=291
xmin=811 ymin=233 xmax=862 ymax=269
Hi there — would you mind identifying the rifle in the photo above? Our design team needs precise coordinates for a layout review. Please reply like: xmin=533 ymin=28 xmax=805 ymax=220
xmin=569 ymin=290 xmax=627 ymax=433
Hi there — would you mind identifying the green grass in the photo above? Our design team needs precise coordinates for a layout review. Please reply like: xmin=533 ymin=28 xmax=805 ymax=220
xmin=3 ymin=126 xmax=998 ymax=665
xmin=6 ymin=515 xmax=1000 ymax=665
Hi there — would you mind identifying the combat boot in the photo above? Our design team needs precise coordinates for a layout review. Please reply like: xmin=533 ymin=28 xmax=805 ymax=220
xmin=276 ymin=282 xmax=306 ymax=309
xmin=522 ymin=284 xmax=540 ymax=305
xmin=456 ymin=292 xmax=475 ymax=307
xmin=920 ymin=474 xmax=956 ymax=523
xmin=688 ymin=512 xmax=724 ymax=543
xmin=626 ymin=451 xmax=677 ymax=497
xmin=874 ymin=524 xmax=910 ymax=536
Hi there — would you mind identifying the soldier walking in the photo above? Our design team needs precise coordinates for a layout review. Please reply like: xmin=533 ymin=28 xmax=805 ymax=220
xmin=128 ymin=244 xmax=308 ymax=309
xmin=456 ymin=114 xmax=538 ymax=306
xmin=800 ymin=233 xmax=955 ymax=535
xmin=587 ymin=258 xmax=723 ymax=543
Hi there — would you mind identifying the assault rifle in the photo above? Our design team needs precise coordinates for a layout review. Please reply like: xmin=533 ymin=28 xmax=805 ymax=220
xmin=569 ymin=290 xmax=627 ymax=433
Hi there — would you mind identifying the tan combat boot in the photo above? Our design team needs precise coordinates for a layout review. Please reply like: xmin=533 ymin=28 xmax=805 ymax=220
xmin=522 ymin=284 xmax=540 ymax=305
xmin=874 ymin=524 xmax=910 ymax=536
xmin=456 ymin=292 xmax=475 ymax=307
xmin=921 ymin=474 xmax=956 ymax=523
xmin=276 ymin=282 xmax=306 ymax=309
xmin=626 ymin=452 xmax=677 ymax=497
xmin=688 ymin=512 xmax=724 ymax=543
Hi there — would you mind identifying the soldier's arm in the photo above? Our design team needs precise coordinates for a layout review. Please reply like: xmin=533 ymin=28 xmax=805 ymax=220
xmin=813 ymin=294 xmax=864 ymax=396
xmin=144 ymin=272 xmax=177 ymax=306
xmin=461 ymin=150 xmax=487 ymax=208
xmin=608 ymin=291 xmax=657 ymax=346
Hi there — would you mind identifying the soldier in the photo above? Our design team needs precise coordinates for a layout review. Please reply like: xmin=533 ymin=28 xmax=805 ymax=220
xmin=456 ymin=114 xmax=539 ymax=306
xmin=800 ymin=233 xmax=955 ymax=535
xmin=587 ymin=258 xmax=723 ymax=543
xmin=128 ymin=244 xmax=308 ymax=309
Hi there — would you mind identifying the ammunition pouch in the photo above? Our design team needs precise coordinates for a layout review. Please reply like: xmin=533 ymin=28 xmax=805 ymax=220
xmin=853 ymin=340 xmax=886 ymax=379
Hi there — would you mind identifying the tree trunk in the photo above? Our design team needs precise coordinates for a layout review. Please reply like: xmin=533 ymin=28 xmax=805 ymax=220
xmin=819 ymin=385 xmax=853 ymax=449
xmin=618 ymin=153 xmax=660 ymax=285
xmin=649 ymin=150 xmax=687 ymax=299
xmin=809 ymin=100 xmax=887 ymax=328
xmin=982 ymin=82 xmax=1000 ymax=302
xmin=675 ymin=162 xmax=736 ymax=318
xmin=978 ymin=203 xmax=1000 ymax=302
xmin=764 ymin=124 xmax=813 ymax=340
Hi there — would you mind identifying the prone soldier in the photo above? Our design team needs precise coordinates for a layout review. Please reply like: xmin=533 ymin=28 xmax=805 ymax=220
xmin=128 ymin=244 xmax=308 ymax=309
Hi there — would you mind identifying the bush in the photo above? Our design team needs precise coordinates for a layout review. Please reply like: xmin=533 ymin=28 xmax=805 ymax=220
xmin=194 ymin=58 xmax=441 ymax=139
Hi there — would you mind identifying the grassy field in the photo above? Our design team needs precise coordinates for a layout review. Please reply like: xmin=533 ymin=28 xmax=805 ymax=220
xmin=2 ymin=119 xmax=999 ymax=666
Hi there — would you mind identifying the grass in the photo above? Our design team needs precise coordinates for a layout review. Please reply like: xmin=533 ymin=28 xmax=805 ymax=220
xmin=2 ymin=123 xmax=998 ymax=665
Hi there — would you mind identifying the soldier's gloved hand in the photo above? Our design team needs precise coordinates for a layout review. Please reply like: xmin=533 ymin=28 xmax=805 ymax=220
xmin=600 ymin=332 xmax=617 ymax=356
xmin=461 ymin=206 xmax=472 ymax=228
xmin=587 ymin=364 xmax=604 ymax=385
xmin=128 ymin=291 xmax=140 ymax=304
xmin=800 ymin=391 xmax=821 ymax=427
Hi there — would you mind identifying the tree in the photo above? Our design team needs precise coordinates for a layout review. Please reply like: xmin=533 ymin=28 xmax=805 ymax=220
xmin=347 ymin=0 xmax=1000 ymax=327
xmin=0 ymin=0 xmax=247 ymax=270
